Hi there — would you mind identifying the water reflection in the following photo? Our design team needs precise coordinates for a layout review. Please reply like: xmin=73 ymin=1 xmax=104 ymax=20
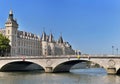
xmin=0 ymin=68 xmax=120 ymax=84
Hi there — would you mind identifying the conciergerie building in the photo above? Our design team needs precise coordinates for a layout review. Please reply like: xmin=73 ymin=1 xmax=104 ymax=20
xmin=0 ymin=10 xmax=75 ymax=56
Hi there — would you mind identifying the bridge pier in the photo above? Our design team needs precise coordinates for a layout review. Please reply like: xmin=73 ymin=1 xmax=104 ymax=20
xmin=107 ymin=68 xmax=116 ymax=75
xmin=45 ymin=67 xmax=53 ymax=73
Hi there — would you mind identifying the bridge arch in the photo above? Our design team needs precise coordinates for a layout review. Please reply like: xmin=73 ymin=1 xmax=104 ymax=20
xmin=116 ymin=68 xmax=120 ymax=74
xmin=53 ymin=60 xmax=87 ymax=72
xmin=52 ymin=59 xmax=107 ymax=73
xmin=0 ymin=61 xmax=44 ymax=72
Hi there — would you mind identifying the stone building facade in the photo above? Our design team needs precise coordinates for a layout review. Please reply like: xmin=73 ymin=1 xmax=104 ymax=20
xmin=41 ymin=32 xmax=75 ymax=56
xmin=0 ymin=10 xmax=75 ymax=56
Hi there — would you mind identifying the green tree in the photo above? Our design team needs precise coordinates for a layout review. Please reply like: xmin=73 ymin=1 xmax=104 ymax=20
xmin=0 ymin=34 xmax=10 ymax=56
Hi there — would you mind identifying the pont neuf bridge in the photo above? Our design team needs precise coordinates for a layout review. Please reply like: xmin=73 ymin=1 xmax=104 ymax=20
xmin=0 ymin=55 xmax=120 ymax=75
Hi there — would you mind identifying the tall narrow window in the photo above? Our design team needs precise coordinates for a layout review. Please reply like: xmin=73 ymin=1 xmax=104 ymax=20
xmin=8 ymin=30 xmax=10 ymax=34
xmin=15 ymin=30 xmax=16 ymax=34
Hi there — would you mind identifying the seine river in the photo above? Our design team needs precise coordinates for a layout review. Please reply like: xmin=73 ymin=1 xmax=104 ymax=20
xmin=0 ymin=68 xmax=120 ymax=84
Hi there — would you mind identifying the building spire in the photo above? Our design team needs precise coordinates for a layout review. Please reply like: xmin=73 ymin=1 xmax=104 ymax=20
xmin=8 ymin=9 xmax=13 ymax=20
xmin=49 ymin=33 xmax=54 ymax=42
xmin=5 ymin=10 xmax=18 ymax=28
xmin=9 ymin=9 xmax=13 ymax=15
xmin=58 ymin=34 xmax=63 ymax=43
xmin=41 ymin=31 xmax=46 ymax=41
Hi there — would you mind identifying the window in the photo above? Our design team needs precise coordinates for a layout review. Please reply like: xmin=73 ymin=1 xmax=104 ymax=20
xmin=15 ymin=30 xmax=16 ymax=34
xmin=18 ymin=48 xmax=20 ymax=54
xmin=8 ymin=30 xmax=10 ymax=34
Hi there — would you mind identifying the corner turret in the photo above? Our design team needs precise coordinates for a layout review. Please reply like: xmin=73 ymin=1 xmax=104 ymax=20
xmin=49 ymin=33 xmax=54 ymax=42
xmin=58 ymin=35 xmax=63 ymax=43
xmin=41 ymin=31 xmax=46 ymax=41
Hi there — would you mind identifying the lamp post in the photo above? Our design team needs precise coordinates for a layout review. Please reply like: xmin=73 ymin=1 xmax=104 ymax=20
xmin=116 ymin=48 xmax=118 ymax=56
xmin=112 ymin=46 xmax=114 ymax=55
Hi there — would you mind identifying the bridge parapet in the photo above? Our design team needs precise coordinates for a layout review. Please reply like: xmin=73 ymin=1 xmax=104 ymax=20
xmin=0 ymin=54 xmax=120 ymax=58
xmin=88 ymin=54 xmax=120 ymax=57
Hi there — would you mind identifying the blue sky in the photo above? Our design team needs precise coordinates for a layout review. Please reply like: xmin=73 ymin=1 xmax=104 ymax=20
xmin=0 ymin=0 xmax=120 ymax=54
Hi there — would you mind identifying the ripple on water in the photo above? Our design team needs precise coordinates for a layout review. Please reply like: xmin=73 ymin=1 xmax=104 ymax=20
xmin=70 ymin=68 xmax=107 ymax=76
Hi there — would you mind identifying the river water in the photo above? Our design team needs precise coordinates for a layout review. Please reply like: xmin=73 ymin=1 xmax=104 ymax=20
xmin=0 ymin=68 xmax=120 ymax=84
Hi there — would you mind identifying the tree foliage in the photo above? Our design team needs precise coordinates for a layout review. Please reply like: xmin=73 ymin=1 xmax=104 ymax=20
xmin=0 ymin=34 xmax=11 ymax=56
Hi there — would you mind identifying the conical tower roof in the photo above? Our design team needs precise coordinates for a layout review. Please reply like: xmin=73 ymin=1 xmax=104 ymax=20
xmin=49 ymin=33 xmax=54 ymax=42
xmin=41 ymin=31 xmax=46 ymax=41
xmin=58 ymin=35 xmax=63 ymax=43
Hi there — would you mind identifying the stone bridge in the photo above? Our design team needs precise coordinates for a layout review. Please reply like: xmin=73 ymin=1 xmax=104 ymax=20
xmin=0 ymin=55 xmax=120 ymax=75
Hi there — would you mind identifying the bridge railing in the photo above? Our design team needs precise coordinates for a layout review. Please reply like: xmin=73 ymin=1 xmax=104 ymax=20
xmin=0 ymin=54 xmax=120 ymax=59
xmin=88 ymin=54 xmax=120 ymax=57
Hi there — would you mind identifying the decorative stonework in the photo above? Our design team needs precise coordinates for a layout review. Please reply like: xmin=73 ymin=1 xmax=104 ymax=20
xmin=46 ymin=59 xmax=52 ymax=66
xmin=108 ymin=59 xmax=115 ymax=68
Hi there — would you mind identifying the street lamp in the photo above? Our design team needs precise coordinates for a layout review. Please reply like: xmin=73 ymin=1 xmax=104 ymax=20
xmin=116 ymin=48 xmax=118 ymax=56
xmin=112 ymin=46 xmax=114 ymax=55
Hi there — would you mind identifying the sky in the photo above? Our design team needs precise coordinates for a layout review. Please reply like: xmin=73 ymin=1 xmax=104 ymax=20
xmin=0 ymin=0 xmax=120 ymax=54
